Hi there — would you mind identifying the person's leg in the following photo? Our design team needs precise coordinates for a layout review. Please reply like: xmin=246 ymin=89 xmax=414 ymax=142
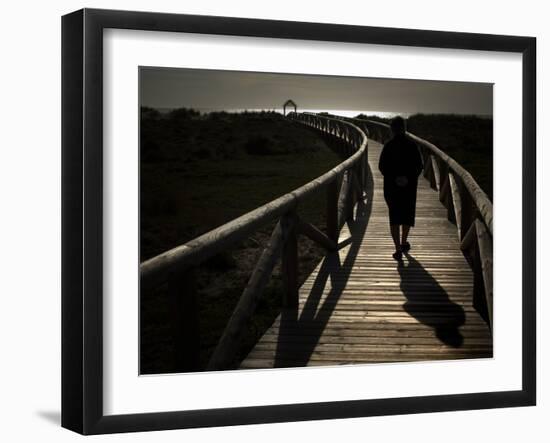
xmin=401 ymin=225 xmax=411 ymax=244
xmin=390 ymin=224 xmax=401 ymax=256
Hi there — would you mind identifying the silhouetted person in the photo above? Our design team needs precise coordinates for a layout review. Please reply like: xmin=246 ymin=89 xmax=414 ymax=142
xmin=378 ymin=116 xmax=423 ymax=260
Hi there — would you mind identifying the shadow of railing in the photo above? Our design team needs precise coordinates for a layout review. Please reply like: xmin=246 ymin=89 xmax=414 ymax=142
xmin=273 ymin=164 xmax=374 ymax=367
xmin=399 ymin=253 xmax=466 ymax=347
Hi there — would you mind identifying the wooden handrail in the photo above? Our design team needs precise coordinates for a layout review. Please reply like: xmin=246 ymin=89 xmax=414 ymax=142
xmin=140 ymin=112 xmax=369 ymax=370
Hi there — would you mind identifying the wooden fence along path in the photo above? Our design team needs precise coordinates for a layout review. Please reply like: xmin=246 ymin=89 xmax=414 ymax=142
xmin=140 ymin=112 xmax=493 ymax=372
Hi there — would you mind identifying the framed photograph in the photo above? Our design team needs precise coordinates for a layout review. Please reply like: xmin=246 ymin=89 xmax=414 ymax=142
xmin=61 ymin=8 xmax=536 ymax=434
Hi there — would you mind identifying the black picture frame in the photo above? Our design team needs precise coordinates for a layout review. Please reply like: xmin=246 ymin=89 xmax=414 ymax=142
xmin=61 ymin=8 xmax=537 ymax=435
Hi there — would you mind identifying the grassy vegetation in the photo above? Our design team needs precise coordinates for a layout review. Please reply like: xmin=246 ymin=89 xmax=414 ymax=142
xmin=357 ymin=113 xmax=493 ymax=200
xmin=140 ymin=108 xmax=342 ymax=374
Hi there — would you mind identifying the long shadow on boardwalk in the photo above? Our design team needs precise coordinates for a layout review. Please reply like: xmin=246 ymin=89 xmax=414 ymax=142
xmin=399 ymin=253 xmax=466 ymax=347
xmin=273 ymin=166 xmax=374 ymax=367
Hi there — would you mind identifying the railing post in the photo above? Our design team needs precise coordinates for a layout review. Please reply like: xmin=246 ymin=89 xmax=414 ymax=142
xmin=338 ymin=171 xmax=352 ymax=227
xmin=347 ymin=170 xmax=357 ymax=220
xmin=430 ymin=155 xmax=441 ymax=192
xmin=475 ymin=219 xmax=493 ymax=329
xmin=281 ymin=212 xmax=299 ymax=308
xmin=326 ymin=179 xmax=339 ymax=243
xmin=448 ymin=171 xmax=463 ymax=240
xmin=363 ymin=148 xmax=368 ymax=190
xmin=356 ymin=152 xmax=364 ymax=195
xmin=438 ymin=165 xmax=452 ymax=218
xmin=471 ymin=236 xmax=490 ymax=327
xmin=168 ymin=268 xmax=200 ymax=372
xmin=422 ymin=148 xmax=431 ymax=180
xmin=459 ymin=183 xmax=475 ymax=240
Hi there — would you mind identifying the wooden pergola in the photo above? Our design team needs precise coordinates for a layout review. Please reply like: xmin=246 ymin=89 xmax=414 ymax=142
xmin=283 ymin=99 xmax=297 ymax=116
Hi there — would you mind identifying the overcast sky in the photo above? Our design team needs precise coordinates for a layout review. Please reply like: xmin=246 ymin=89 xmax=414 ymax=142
xmin=140 ymin=67 xmax=492 ymax=116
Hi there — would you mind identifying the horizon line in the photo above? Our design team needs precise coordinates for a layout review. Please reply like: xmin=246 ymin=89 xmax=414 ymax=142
xmin=143 ymin=106 xmax=493 ymax=118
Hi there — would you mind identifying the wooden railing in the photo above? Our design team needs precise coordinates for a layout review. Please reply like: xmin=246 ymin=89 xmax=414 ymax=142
xmin=140 ymin=113 xmax=368 ymax=371
xmin=349 ymin=117 xmax=493 ymax=329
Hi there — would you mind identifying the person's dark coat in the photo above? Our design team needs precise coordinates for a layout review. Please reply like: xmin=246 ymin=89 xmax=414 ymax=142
xmin=378 ymin=133 xmax=424 ymax=226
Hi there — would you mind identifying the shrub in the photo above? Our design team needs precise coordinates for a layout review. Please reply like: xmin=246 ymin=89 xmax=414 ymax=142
xmin=244 ymin=135 xmax=275 ymax=155
xmin=141 ymin=139 xmax=165 ymax=162
xmin=203 ymin=251 xmax=237 ymax=270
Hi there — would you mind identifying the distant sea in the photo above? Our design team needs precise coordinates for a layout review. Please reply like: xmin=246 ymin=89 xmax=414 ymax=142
xmin=153 ymin=107 xmax=411 ymax=118
xmin=152 ymin=107 xmax=491 ymax=119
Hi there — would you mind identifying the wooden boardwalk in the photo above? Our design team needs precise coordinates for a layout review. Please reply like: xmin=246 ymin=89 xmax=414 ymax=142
xmin=241 ymin=139 xmax=493 ymax=369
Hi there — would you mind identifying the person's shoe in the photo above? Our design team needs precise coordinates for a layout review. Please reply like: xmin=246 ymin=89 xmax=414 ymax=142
xmin=392 ymin=250 xmax=403 ymax=261
xmin=401 ymin=241 xmax=411 ymax=253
